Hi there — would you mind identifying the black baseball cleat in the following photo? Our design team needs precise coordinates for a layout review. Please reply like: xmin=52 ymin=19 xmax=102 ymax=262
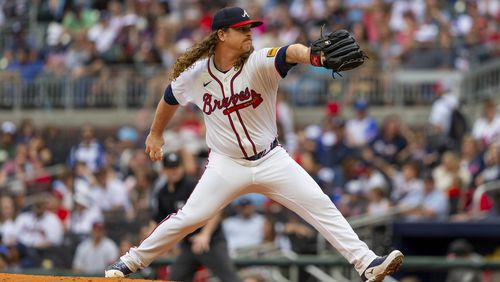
xmin=104 ymin=259 xmax=133 ymax=277
xmin=361 ymin=250 xmax=404 ymax=282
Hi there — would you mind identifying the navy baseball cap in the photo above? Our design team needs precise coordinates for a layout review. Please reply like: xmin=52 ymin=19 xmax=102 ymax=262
xmin=162 ymin=152 xmax=182 ymax=168
xmin=211 ymin=7 xmax=263 ymax=31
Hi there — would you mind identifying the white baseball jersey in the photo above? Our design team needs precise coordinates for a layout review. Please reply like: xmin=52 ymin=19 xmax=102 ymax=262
xmin=171 ymin=48 xmax=283 ymax=158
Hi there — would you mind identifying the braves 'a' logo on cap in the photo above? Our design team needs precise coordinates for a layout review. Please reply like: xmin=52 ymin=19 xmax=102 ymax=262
xmin=242 ymin=9 xmax=249 ymax=18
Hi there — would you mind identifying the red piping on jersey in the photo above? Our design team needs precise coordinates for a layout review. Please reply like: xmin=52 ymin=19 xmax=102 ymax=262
xmin=207 ymin=57 xmax=248 ymax=158
xmin=230 ymin=67 xmax=258 ymax=155
xmin=236 ymin=112 xmax=257 ymax=155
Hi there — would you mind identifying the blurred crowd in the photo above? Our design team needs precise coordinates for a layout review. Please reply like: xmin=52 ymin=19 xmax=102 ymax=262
xmin=3 ymin=0 xmax=500 ymax=68
xmin=0 ymin=0 xmax=499 ymax=280
xmin=0 ymin=0 xmax=499 ymax=92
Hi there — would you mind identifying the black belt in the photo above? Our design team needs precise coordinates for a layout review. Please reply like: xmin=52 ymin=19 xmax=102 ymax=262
xmin=244 ymin=138 xmax=279 ymax=161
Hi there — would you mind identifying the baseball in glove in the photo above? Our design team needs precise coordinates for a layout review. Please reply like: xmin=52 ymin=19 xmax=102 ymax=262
xmin=310 ymin=26 xmax=367 ymax=77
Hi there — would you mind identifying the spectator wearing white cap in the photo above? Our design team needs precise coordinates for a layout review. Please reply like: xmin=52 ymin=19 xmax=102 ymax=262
xmin=1 ymin=121 xmax=16 ymax=135
xmin=70 ymin=192 xmax=103 ymax=237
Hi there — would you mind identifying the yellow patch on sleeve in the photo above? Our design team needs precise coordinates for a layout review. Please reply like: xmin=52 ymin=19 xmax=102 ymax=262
xmin=267 ymin=47 xmax=279 ymax=57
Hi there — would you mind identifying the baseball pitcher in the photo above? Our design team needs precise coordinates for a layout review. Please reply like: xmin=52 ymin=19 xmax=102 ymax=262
xmin=105 ymin=6 xmax=403 ymax=282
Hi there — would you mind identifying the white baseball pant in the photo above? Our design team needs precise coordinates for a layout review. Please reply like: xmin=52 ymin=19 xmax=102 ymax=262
xmin=120 ymin=146 xmax=377 ymax=275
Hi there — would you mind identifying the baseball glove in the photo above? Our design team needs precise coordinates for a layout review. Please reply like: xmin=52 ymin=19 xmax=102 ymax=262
xmin=310 ymin=26 xmax=367 ymax=76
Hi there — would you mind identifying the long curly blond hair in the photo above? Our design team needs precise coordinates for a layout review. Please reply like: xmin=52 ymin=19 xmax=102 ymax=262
xmin=168 ymin=30 xmax=254 ymax=81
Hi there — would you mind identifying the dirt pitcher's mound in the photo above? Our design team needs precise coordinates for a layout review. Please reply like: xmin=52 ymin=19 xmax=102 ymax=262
xmin=0 ymin=273 xmax=167 ymax=282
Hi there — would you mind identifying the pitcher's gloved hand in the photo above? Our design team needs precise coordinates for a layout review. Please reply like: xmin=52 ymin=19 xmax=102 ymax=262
xmin=310 ymin=27 xmax=368 ymax=76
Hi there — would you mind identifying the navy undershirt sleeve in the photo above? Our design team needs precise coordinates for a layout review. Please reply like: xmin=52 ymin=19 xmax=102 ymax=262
xmin=275 ymin=45 xmax=297 ymax=78
xmin=163 ymin=84 xmax=179 ymax=105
